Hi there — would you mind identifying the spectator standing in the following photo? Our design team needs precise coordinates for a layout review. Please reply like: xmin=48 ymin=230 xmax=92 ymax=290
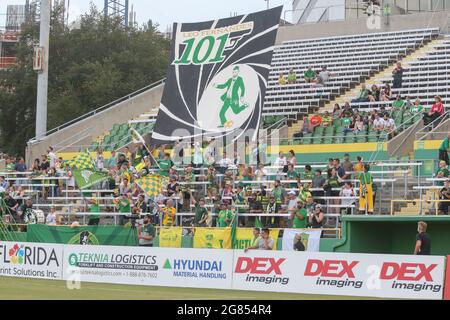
xmin=244 ymin=228 xmax=274 ymax=251
xmin=392 ymin=62 xmax=405 ymax=89
xmin=291 ymin=200 xmax=307 ymax=228
xmin=287 ymin=150 xmax=297 ymax=167
xmin=414 ymin=221 xmax=431 ymax=255
xmin=332 ymin=103 xmax=342 ymax=120
xmin=308 ymin=204 xmax=324 ymax=229
xmin=322 ymin=111 xmax=333 ymax=127
xmin=107 ymin=150 xmax=117 ymax=169
xmin=435 ymin=160 xmax=449 ymax=186
xmin=358 ymin=164 xmax=374 ymax=214
xmin=438 ymin=133 xmax=450 ymax=165
xmin=340 ymin=182 xmax=356 ymax=215
xmin=310 ymin=110 xmax=322 ymax=129
xmin=438 ymin=180 xmax=450 ymax=215
xmin=47 ymin=147 xmax=57 ymax=169
xmin=138 ymin=214 xmax=155 ymax=247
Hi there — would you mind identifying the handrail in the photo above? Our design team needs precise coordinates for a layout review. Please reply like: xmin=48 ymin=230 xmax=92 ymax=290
xmin=415 ymin=109 xmax=450 ymax=141
xmin=27 ymin=78 xmax=166 ymax=143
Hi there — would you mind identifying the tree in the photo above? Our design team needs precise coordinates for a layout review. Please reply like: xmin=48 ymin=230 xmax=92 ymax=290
xmin=0 ymin=4 xmax=170 ymax=155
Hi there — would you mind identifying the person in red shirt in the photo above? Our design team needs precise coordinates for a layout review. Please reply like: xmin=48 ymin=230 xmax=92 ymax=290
xmin=310 ymin=110 xmax=322 ymax=129
xmin=423 ymin=96 xmax=444 ymax=126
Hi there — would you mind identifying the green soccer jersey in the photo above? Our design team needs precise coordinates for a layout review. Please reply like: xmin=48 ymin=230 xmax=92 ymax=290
xmin=194 ymin=203 xmax=208 ymax=225
xmin=393 ymin=100 xmax=405 ymax=109
xmin=273 ymin=186 xmax=285 ymax=204
xmin=287 ymin=170 xmax=299 ymax=188
xmin=158 ymin=159 xmax=172 ymax=176
xmin=304 ymin=70 xmax=316 ymax=79
xmin=89 ymin=203 xmax=100 ymax=221
xmin=410 ymin=105 xmax=423 ymax=114
xmin=342 ymin=117 xmax=352 ymax=128
xmin=293 ymin=208 xmax=307 ymax=228
xmin=218 ymin=210 xmax=233 ymax=227
xmin=435 ymin=168 xmax=449 ymax=186
xmin=118 ymin=199 xmax=131 ymax=213
xmin=440 ymin=137 xmax=450 ymax=151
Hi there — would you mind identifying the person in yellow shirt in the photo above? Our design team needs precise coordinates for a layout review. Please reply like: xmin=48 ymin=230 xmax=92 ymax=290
xmin=353 ymin=156 xmax=364 ymax=172
xmin=278 ymin=73 xmax=286 ymax=85
xmin=161 ymin=199 xmax=176 ymax=226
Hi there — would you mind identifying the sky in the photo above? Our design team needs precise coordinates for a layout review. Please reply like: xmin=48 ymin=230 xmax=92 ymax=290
xmin=1 ymin=0 xmax=294 ymax=31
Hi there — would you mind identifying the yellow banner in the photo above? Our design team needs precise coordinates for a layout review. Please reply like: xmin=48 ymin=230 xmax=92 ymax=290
xmin=159 ymin=227 xmax=183 ymax=248
xmin=194 ymin=228 xmax=280 ymax=250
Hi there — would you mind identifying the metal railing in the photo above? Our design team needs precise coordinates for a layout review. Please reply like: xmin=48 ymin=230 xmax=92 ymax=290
xmin=27 ymin=78 xmax=166 ymax=143
xmin=415 ymin=109 xmax=450 ymax=141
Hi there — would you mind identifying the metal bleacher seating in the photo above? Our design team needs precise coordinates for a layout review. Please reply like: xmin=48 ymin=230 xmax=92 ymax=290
xmin=263 ymin=28 xmax=439 ymax=117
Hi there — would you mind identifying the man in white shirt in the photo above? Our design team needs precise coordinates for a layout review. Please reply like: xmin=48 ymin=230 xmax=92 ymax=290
xmin=47 ymin=147 xmax=57 ymax=169
xmin=383 ymin=113 xmax=397 ymax=139
xmin=373 ymin=113 xmax=385 ymax=132
xmin=274 ymin=152 xmax=287 ymax=167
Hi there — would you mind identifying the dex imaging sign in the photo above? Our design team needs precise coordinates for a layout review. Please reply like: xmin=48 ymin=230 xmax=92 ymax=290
xmin=232 ymin=251 xmax=445 ymax=299
xmin=0 ymin=242 xmax=63 ymax=279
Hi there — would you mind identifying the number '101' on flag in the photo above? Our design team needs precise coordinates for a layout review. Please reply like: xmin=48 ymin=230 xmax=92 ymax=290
xmin=150 ymin=6 xmax=283 ymax=145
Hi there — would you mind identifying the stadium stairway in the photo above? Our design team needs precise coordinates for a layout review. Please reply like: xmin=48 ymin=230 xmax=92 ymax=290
xmin=395 ymin=189 xmax=440 ymax=215
xmin=286 ymin=35 xmax=441 ymax=141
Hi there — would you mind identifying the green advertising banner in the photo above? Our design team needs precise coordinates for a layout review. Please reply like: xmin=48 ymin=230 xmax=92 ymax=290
xmin=26 ymin=224 xmax=138 ymax=246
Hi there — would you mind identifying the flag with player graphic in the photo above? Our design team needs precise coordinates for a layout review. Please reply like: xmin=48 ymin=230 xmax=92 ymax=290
xmin=151 ymin=6 xmax=282 ymax=145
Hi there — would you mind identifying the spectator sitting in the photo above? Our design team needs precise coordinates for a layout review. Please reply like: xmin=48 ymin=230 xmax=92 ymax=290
xmin=310 ymin=110 xmax=322 ymax=129
xmin=301 ymin=117 xmax=312 ymax=134
xmin=411 ymin=98 xmax=424 ymax=114
xmin=321 ymin=111 xmax=333 ymax=127
xmin=435 ymin=160 xmax=449 ymax=186
xmin=353 ymin=115 xmax=365 ymax=135
xmin=404 ymin=96 xmax=413 ymax=108
xmin=438 ymin=179 xmax=450 ymax=215
xmin=278 ymin=73 xmax=286 ymax=85
xmin=423 ymin=96 xmax=444 ymax=126
xmin=304 ymin=66 xmax=316 ymax=83
xmin=332 ymin=103 xmax=342 ymax=119
xmin=373 ymin=113 xmax=385 ymax=132
xmin=341 ymin=112 xmax=353 ymax=133
xmin=368 ymin=84 xmax=381 ymax=102
xmin=314 ymin=66 xmax=333 ymax=86
xmin=392 ymin=95 xmax=405 ymax=109
xmin=343 ymin=101 xmax=352 ymax=114
xmin=352 ymin=84 xmax=371 ymax=103
xmin=380 ymin=84 xmax=392 ymax=101
xmin=287 ymin=68 xmax=297 ymax=84
xmin=383 ymin=113 xmax=396 ymax=139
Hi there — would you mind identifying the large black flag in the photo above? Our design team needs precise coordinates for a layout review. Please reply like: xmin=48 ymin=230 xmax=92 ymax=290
xmin=151 ymin=6 xmax=282 ymax=146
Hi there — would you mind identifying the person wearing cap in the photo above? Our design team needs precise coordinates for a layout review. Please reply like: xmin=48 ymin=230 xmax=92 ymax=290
xmin=137 ymin=214 xmax=155 ymax=247
xmin=291 ymin=200 xmax=307 ymax=229
xmin=286 ymin=190 xmax=298 ymax=228
xmin=358 ymin=164 xmax=374 ymax=214
xmin=298 ymin=183 xmax=312 ymax=205
xmin=88 ymin=196 xmax=100 ymax=226
xmin=308 ymin=203 xmax=324 ymax=229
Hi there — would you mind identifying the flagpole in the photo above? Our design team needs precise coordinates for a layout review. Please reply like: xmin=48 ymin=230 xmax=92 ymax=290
xmin=130 ymin=128 xmax=161 ymax=170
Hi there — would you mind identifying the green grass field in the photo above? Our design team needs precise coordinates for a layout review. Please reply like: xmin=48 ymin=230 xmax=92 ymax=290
xmin=0 ymin=276 xmax=376 ymax=300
